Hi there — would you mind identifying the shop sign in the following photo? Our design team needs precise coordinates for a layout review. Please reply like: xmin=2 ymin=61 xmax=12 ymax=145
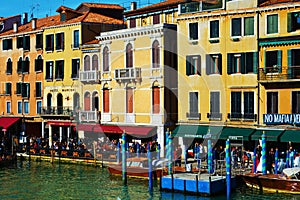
xmin=263 ymin=114 xmax=300 ymax=125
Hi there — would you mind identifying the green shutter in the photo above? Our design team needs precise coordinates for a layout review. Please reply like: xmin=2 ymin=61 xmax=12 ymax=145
xmin=241 ymin=53 xmax=245 ymax=74
xmin=206 ymin=54 xmax=211 ymax=75
xmin=264 ymin=50 xmax=267 ymax=73
xmin=227 ymin=53 xmax=232 ymax=74
xmin=287 ymin=49 xmax=292 ymax=77
xmin=197 ymin=55 xmax=201 ymax=75
xmin=287 ymin=13 xmax=293 ymax=32
xmin=253 ymin=52 xmax=258 ymax=74
xmin=277 ymin=50 xmax=282 ymax=73
xmin=186 ymin=56 xmax=191 ymax=75
xmin=218 ymin=54 xmax=222 ymax=75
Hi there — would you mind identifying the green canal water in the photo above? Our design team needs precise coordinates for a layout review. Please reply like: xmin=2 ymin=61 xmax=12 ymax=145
xmin=0 ymin=161 xmax=299 ymax=200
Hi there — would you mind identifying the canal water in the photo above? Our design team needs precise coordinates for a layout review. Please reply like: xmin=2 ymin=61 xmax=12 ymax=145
xmin=0 ymin=161 xmax=299 ymax=200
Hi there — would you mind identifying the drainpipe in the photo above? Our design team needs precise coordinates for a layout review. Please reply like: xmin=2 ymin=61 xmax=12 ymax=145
xmin=257 ymin=10 xmax=260 ymax=126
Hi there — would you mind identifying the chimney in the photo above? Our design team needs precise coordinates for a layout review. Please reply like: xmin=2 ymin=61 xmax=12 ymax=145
xmin=31 ymin=18 xmax=37 ymax=30
xmin=13 ymin=22 xmax=18 ymax=33
xmin=22 ymin=13 xmax=28 ymax=24
xmin=130 ymin=2 xmax=137 ymax=11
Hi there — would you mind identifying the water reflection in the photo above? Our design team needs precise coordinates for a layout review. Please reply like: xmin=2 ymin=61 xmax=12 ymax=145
xmin=0 ymin=161 xmax=300 ymax=200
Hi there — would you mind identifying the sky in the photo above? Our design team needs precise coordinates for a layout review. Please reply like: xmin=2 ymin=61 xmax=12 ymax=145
xmin=0 ymin=0 xmax=161 ymax=19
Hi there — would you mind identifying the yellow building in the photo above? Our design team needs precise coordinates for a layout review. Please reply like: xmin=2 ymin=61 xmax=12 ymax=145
xmin=257 ymin=0 xmax=300 ymax=143
xmin=40 ymin=3 xmax=124 ymax=145
xmin=175 ymin=0 xmax=259 ymax=143
xmin=0 ymin=14 xmax=47 ymax=136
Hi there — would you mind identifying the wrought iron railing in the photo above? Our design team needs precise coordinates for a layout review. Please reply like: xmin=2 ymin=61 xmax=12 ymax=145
xmin=258 ymin=66 xmax=300 ymax=81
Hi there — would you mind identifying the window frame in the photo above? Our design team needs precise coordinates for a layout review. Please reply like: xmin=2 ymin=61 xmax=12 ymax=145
xmin=266 ymin=14 xmax=279 ymax=35
xmin=188 ymin=22 xmax=199 ymax=41
xmin=209 ymin=20 xmax=220 ymax=39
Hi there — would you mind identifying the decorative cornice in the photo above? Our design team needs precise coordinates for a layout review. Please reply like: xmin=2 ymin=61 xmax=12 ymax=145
xmin=96 ymin=23 xmax=175 ymax=41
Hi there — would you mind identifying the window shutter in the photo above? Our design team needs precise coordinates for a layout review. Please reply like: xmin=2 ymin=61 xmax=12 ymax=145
xmin=197 ymin=55 xmax=201 ymax=75
xmin=218 ymin=54 xmax=222 ymax=75
xmin=264 ymin=50 xmax=267 ymax=73
xmin=287 ymin=49 xmax=292 ymax=77
xmin=287 ymin=13 xmax=293 ymax=32
xmin=241 ymin=53 xmax=246 ymax=74
xmin=253 ymin=52 xmax=258 ymax=74
xmin=206 ymin=54 xmax=211 ymax=75
xmin=277 ymin=50 xmax=282 ymax=73
xmin=186 ymin=56 xmax=191 ymax=75
xmin=227 ymin=53 xmax=232 ymax=74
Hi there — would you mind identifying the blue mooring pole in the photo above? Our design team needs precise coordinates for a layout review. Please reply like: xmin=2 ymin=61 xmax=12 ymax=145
xmin=156 ymin=143 xmax=160 ymax=160
xmin=122 ymin=132 xmax=127 ymax=185
xmin=253 ymin=147 xmax=257 ymax=173
xmin=290 ymin=150 xmax=294 ymax=168
xmin=225 ymin=139 xmax=231 ymax=199
xmin=137 ymin=142 xmax=140 ymax=158
xmin=117 ymin=142 xmax=120 ymax=164
xmin=274 ymin=148 xmax=278 ymax=174
xmin=286 ymin=150 xmax=290 ymax=168
xmin=208 ymin=140 xmax=213 ymax=174
xmin=262 ymin=132 xmax=267 ymax=175
xmin=167 ymin=131 xmax=173 ymax=175
xmin=148 ymin=143 xmax=153 ymax=191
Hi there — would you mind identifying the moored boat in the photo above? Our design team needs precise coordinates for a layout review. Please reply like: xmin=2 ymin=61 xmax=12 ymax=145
xmin=107 ymin=157 xmax=166 ymax=179
xmin=239 ymin=167 xmax=300 ymax=194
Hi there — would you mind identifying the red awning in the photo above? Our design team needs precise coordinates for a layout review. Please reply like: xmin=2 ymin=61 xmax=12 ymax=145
xmin=93 ymin=124 xmax=156 ymax=137
xmin=77 ymin=123 xmax=96 ymax=132
xmin=0 ymin=117 xmax=20 ymax=130
xmin=47 ymin=121 xmax=76 ymax=126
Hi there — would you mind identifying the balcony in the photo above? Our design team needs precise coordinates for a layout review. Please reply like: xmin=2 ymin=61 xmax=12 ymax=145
xmin=258 ymin=66 xmax=300 ymax=83
xmin=79 ymin=70 xmax=100 ymax=83
xmin=79 ymin=110 xmax=100 ymax=122
xmin=40 ymin=106 xmax=73 ymax=116
xmin=115 ymin=68 xmax=141 ymax=82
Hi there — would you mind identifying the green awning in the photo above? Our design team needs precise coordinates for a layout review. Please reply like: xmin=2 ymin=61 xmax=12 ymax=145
xmin=259 ymin=40 xmax=300 ymax=47
xmin=219 ymin=127 xmax=255 ymax=141
xmin=172 ymin=125 xmax=209 ymax=138
xmin=280 ymin=130 xmax=300 ymax=143
xmin=172 ymin=125 xmax=223 ymax=138
xmin=251 ymin=129 xmax=284 ymax=141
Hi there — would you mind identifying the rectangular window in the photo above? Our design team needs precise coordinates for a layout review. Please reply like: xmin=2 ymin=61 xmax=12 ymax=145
xmin=231 ymin=92 xmax=242 ymax=118
xmin=227 ymin=52 xmax=255 ymax=74
xmin=292 ymin=91 xmax=300 ymax=113
xmin=210 ymin=20 xmax=219 ymax=38
xmin=232 ymin=18 xmax=242 ymax=37
xmin=16 ymin=82 xmax=22 ymax=95
xmin=36 ymin=34 xmax=43 ymax=49
xmin=35 ymin=82 xmax=42 ymax=98
xmin=5 ymin=82 xmax=11 ymax=95
xmin=22 ymin=83 xmax=30 ymax=98
xmin=267 ymin=14 xmax=278 ymax=34
xmin=18 ymin=101 xmax=22 ymax=114
xmin=24 ymin=102 xmax=29 ymax=114
xmin=73 ymin=30 xmax=79 ymax=48
xmin=6 ymin=101 xmax=11 ymax=114
xmin=55 ymin=60 xmax=64 ymax=80
xmin=45 ymin=61 xmax=53 ymax=81
xmin=2 ymin=38 xmax=12 ymax=50
xmin=17 ymin=37 xmax=23 ymax=49
xmin=189 ymin=22 xmax=198 ymax=40
xmin=35 ymin=58 xmax=43 ymax=72
xmin=45 ymin=34 xmax=54 ymax=51
xmin=71 ymin=59 xmax=80 ymax=79
xmin=244 ymin=92 xmax=254 ymax=119
xmin=265 ymin=50 xmax=281 ymax=73
xmin=189 ymin=92 xmax=199 ymax=118
xmin=210 ymin=91 xmax=221 ymax=119
xmin=206 ymin=54 xmax=222 ymax=75
xmin=56 ymin=32 xmax=64 ymax=50
xmin=130 ymin=19 xmax=136 ymax=28
xmin=288 ymin=12 xmax=300 ymax=32
xmin=23 ymin=35 xmax=30 ymax=50
xmin=36 ymin=101 xmax=42 ymax=114
xmin=267 ymin=92 xmax=278 ymax=113
xmin=244 ymin=17 xmax=254 ymax=36
xmin=186 ymin=55 xmax=201 ymax=75
xmin=153 ymin=14 xmax=160 ymax=24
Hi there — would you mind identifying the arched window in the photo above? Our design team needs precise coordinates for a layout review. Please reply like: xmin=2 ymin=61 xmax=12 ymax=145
xmin=73 ymin=92 xmax=80 ymax=111
xmin=126 ymin=43 xmax=133 ymax=68
xmin=103 ymin=46 xmax=109 ymax=71
xmin=103 ymin=84 xmax=109 ymax=113
xmin=57 ymin=93 xmax=63 ymax=114
xmin=84 ymin=55 xmax=90 ymax=71
xmin=92 ymin=54 xmax=98 ymax=71
xmin=92 ymin=91 xmax=99 ymax=111
xmin=84 ymin=92 xmax=91 ymax=111
xmin=152 ymin=83 xmax=160 ymax=114
xmin=152 ymin=40 xmax=160 ymax=68
xmin=6 ymin=58 xmax=12 ymax=74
